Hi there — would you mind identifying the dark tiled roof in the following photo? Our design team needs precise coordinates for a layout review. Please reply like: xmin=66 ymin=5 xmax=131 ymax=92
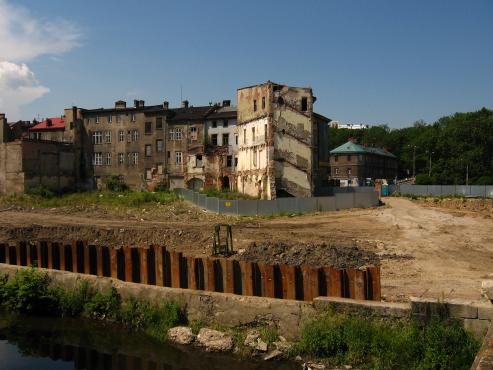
xmin=167 ymin=106 xmax=216 ymax=123
xmin=330 ymin=141 xmax=397 ymax=158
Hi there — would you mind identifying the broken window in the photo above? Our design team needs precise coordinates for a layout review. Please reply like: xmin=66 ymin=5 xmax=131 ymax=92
xmin=145 ymin=144 xmax=152 ymax=157
xmin=243 ymin=129 xmax=246 ymax=144
xmin=92 ymin=131 xmax=103 ymax=144
xmin=196 ymin=154 xmax=203 ymax=167
xmin=175 ymin=151 xmax=182 ymax=165
xmin=189 ymin=126 xmax=197 ymax=141
xmin=157 ymin=163 xmax=164 ymax=174
xmin=212 ymin=121 xmax=217 ymax=128
xmin=301 ymin=97 xmax=308 ymax=111
xmin=167 ymin=151 xmax=170 ymax=163
xmin=119 ymin=130 xmax=124 ymax=142
xmin=211 ymin=134 xmax=218 ymax=146
xmin=264 ymin=124 xmax=267 ymax=140
xmin=92 ymin=152 xmax=103 ymax=166
xmin=156 ymin=139 xmax=163 ymax=152
xmin=104 ymin=131 xmax=111 ymax=143
xmin=145 ymin=168 xmax=152 ymax=180
xmin=223 ymin=120 xmax=228 ymax=128
xmin=235 ymin=134 xmax=238 ymax=145
xmin=222 ymin=133 xmax=229 ymax=146
xmin=252 ymin=127 xmax=255 ymax=142
xmin=156 ymin=117 xmax=163 ymax=130
xmin=347 ymin=155 xmax=351 ymax=161
xmin=105 ymin=152 xmax=112 ymax=166
xmin=234 ymin=157 xmax=238 ymax=167
xmin=262 ymin=97 xmax=266 ymax=109
xmin=253 ymin=99 xmax=257 ymax=112
xmin=145 ymin=122 xmax=152 ymax=134
xmin=227 ymin=155 xmax=232 ymax=167
xmin=118 ymin=153 xmax=124 ymax=164
xmin=334 ymin=155 xmax=338 ymax=162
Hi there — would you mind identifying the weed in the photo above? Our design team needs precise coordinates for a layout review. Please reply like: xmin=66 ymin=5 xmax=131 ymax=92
xmin=57 ymin=280 xmax=96 ymax=317
xmin=83 ymin=287 xmax=120 ymax=320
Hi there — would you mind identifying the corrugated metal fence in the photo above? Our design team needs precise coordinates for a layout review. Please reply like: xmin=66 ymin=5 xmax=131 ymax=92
xmin=390 ymin=184 xmax=493 ymax=198
xmin=175 ymin=188 xmax=380 ymax=216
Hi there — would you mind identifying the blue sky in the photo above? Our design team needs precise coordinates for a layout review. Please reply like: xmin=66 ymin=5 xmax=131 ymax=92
xmin=1 ymin=0 xmax=492 ymax=127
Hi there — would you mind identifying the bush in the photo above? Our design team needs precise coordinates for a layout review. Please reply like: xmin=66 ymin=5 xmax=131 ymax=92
xmin=58 ymin=280 xmax=96 ymax=317
xmin=415 ymin=174 xmax=434 ymax=185
xmin=28 ymin=185 xmax=55 ymax=198
xmin=105 ymin=175 xmax=129 ymax=192
xmin=83 ymin=286 xmax=120 ymax=320
xmin=292 ymin=311 xmax=479 ymax=369
xmin=476 ymin=176 xmax=493 ymax=185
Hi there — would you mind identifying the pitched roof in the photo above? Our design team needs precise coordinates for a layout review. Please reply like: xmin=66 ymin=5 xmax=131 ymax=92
xmin=330 ymin=141 xmax=396 ymax=158
xmin=29 ymin=117 xmax=65 ymax=131
xmin=206 ymin=105 xmax=237 ymax=120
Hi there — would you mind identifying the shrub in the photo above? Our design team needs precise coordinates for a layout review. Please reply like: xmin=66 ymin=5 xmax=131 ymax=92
xmin=58 ymin=280 xmax=96 ymax=317
xmin=28 ymin=185 xmax=55 ymax=198
xmin=415 ymin=174 xmax=434 ymax=185
xmin=105 ymin=175 xmax=129 ymax=192
xmin=476 ymin=175 xmax=493 ymax=185
xmin=0 ymin=269 xmax=57 ymax=315
xmin=83 ymin=287 xmax=120 ymax=320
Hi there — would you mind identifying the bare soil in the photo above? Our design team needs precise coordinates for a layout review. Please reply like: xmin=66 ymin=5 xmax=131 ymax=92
xmin=1 ymin=196 xmax=492 ymax=303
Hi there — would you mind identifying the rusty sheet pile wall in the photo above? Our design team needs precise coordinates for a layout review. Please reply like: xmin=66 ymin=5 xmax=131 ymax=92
xmin=0 ymin=241 xmax=381 ymax=302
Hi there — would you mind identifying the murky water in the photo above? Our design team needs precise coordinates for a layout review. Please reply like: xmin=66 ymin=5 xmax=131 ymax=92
xmin=0 ymin=312 xmax=297 ymax=370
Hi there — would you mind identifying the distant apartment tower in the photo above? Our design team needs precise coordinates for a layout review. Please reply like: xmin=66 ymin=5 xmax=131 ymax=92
xmin=236 ymin=81 xmax=330 ymax=199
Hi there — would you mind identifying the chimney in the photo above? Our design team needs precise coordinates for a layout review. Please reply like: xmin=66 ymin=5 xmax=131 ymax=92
xmin=115 ymin=100 xmax=126 ymax=109
xmin=139 ymin=100 xmax=145 ymax=108
xmin=222 ymin=100 xmax=231 ymax=107
xmin=163 ymin=101 xmax=169 ymax=110
xmin=46 ymin=119 xmax=52 ymax=127
xmin=0 ymin=113 xmax=5 ymax=120
xmin=181 ymin=100 xmax=189 ymax=109
xmin=134 ymin=99 xmax=139 ymax=108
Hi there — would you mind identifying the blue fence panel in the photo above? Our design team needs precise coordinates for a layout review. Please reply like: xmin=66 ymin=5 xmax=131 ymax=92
xmin=298 ymin=197 xmax=318 ymax=213
xmin=257 ymin=199 xmax=278 ymax=216
xmin=334 ymin=193 xmax=355 ymax=210
xmin=218 ymin=199 xmax=238 ymax=215
xmin=277 ymin=198 xmax=298 ymax=214
xmin=205 ymin=197 xmax=219 ymax=213
xmin=486 ymin=186 xmax=493 ymax=198
xmin=354 ymin=192 xmax=378 ymax=208
xmin=198 ymin=194 xmax=207 ymax=208
xmin=470 ymin=186 xmax=486 ymax=197
xmin=237 ymin=200 xmax=258 ymax=216
xmin=455 ymin=185 xmax=469 ymax=196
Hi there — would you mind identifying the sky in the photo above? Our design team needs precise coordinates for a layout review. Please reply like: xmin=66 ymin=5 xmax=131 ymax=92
xmin=0 ymin=0 xmax=492 ymax=127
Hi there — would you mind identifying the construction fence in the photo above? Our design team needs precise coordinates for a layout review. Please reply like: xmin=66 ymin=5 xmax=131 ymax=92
xmin=390 ymin=184 xmax=493 ymax=198
xmin=0 ymin=241 xmax=381 ymax=302
xmin=175 ymin=188 xmax=379 ymax=216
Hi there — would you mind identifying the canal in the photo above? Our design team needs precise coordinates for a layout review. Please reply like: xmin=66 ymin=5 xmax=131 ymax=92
xmin=0 ymin=311 xmax=297 ymax=370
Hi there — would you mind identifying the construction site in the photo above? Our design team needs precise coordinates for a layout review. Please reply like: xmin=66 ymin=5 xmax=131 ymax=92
xmin=0 ymin=194 xmax=492 ymax=303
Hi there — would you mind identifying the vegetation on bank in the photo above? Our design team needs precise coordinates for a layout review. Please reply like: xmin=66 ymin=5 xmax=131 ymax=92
xmin=0 ymin=268 xmax=184 ymax=341
xmin=200 ymin=187 xmax=258 ymax=200
xmin=0 ymin=185 xmax=178 ymax=210
xmin=329 ymin=108 xmax=493 ymax=185
xmin=0 ymin=269 xmax=480 ymax=369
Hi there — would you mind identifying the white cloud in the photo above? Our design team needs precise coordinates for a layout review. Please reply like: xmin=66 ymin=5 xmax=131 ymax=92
xmin=0 ymin=0 xmax=81 ymax=62
xmin=0 ymin=61 xmax=49 ymax=120
xmin=0 ymin=0 xmax=80 ymax=120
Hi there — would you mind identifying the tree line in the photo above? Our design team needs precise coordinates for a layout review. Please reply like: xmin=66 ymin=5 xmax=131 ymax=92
xmin=329 ymin=108 xmax=493 ymax=185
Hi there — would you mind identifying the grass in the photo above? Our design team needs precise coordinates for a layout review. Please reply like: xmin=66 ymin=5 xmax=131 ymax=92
xmin=0 ymin=189 xmax=179 ymax=210
xmin=291 ymin=310 xmax=480 ymax=370
xmin=200 ymin=187 xmax=258 ymax=200
xmin=0 ymin=269 xmax=185 ymax=342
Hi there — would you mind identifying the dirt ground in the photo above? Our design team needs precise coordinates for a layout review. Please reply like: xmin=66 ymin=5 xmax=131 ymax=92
xmin=0 ymin=197 xmax=492 ymax=303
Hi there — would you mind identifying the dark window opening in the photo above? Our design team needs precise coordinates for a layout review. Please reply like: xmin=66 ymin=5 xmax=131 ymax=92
xmin=301 ymin=97 xmax=308 ymax=111
xmin=223 ymin=120 xmax=228 ymax=128
xmin=211 ymin=134 xmax=218 ymax=146
xmin=226 ymin=155 xmax=232 ymax=167
xmin=145 ymin=122 xmax=152 ymax=134
xmin=156 ymin=117 xmax=163 ymax=130
xmin=253 ymin=99 xmax=257 ymax=112
xmin=212 ymin=121 xmax=217 ymax=128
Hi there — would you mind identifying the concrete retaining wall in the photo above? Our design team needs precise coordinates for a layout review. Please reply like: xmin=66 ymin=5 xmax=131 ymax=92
xmin=175 ymin=188 xmax=379 ymax=216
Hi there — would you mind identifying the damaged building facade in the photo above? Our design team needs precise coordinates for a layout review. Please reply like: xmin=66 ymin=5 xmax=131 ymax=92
xmin=236 ymin=82 xmax=330 ymax=199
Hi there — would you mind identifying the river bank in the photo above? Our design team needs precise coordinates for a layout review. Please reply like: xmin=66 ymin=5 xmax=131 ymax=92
xmin=0 ymin=266 xmax=482 ymax=369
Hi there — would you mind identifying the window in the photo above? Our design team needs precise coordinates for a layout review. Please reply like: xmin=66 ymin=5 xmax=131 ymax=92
xmin=145 ymin=144 xmax=152 ymax=157
xmin=223 ymin=120 xmax=228 ymax=128
xmin=334 ymin=155 xmax=338 ymax=162
xmin=190 ymin=126 xmax=197 ymax=133
xmin=262 ymin=97 xmax=266 ymax=109
xmin=116 ymin=115 xmax=121 ymax=123
xmin=105 ymin=152 xmax=112 ymax=166
xmin=156 ymin=117 xmax=163 ymax=130
xmin=132 ymin=130 xmax=139 ymax=142
xmin=118 ymin=153 xmax=125 ymax=164
xmin=252 ymin=127 xmax=255 ymax=142
xmin=104 ymin=131 xmax=111 ymax=143
xmin=145 ymin=122 xmax=152 ymax=134
xmin=347 ymin=155 xmax=351 ymax=161
xmin=243 ymin=129 xmax=246 ymax=144
xmin=175 ymin=151 xmax=182 ymax=165
xmin=175 ymin=128 xmax=182 ymax=140
xmin=108 ymin=115 xmax=113 ymax=123
xmin=119 ymin=130 xmax=124 ymax=142
xmin=96 ymin=116 xmax=100 ymax=124
xmin=167 ymin=151 xmax=170 ymax=164
xmin=235 ymin=135 xmax=238 ymax=145
xmin=212 ymin=121 xmax=217 ymax=128
xmin=92 ymin=152 xmax=103 ymax=166
xmin=222 ymin=133 xmax=229 ymax=146
xmin=131 ymin=114 xmax=135 ymax=122
xmin=157 ymin=163 xmax=164 ymax=174
xmin=92 ymin=131 xmax=102 ymax=144
xmin=131 ymin=152 xmax=138 ymax=166
xmin=253 ymin=148 xmax=257 ymax=167
xmin=234 ymin=157 xmax=238 ymax=167
xmin=127 ymin=130 xmax=132 ymax=143
xmin=145 ymin=168 xmax=152 ymax=180
xmin=156 ymin=139 xmax=163 ymax=152
xmin=301 ymin=97 xmax=308 ymax=111
xmin=227 ymin=155 xmax=232 ymax=167
xmin=211 ymin=134 xmax=218 ymax=146
xmin=347 ymin=168 xmax=352 ymax=175
xmin=196 ymin=154 xmax=203 ymax=167
xmin=264 ymin=124 xmax=267 ymax=140
xmin=169 ymin=128 xmax=182 ymax=140
xmin=253 ymin=99 xmax=257 ymax=112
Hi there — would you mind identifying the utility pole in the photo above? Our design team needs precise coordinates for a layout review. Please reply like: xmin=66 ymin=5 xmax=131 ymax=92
xmin=428 ymin=150 xmax=434 ymax=177
xmin=466 ymin=164 xmax=469 ymax=186
xmin=412 ymin=145 xmax=416 ymax=178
